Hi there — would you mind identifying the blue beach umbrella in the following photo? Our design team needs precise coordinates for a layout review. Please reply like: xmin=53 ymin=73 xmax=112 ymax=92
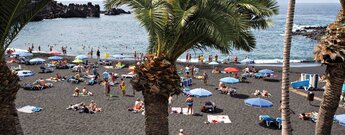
xmin=48 ymin=56 xmax=63 ymax=61
xmin=220 ymin=77 xmax=240 ymax=84
xmin=258 ymin=69 xmax=274 ymax=74
xmin=18 ymin=52 xmax=33 ymax=57
xmin=29 ymin=58 xmax=46 ymax=63
xmin=75 ymin=55 xmax=88 ymax=60
xmin=335 ymin=114 xmax=345 ymax=126
xmin=342 ymin=84 xmax=345 ymax=92
xmin=189 ymin=88 xmax=212 ymax=98
xmin=244 ymin=98 xmax=273 ymax=108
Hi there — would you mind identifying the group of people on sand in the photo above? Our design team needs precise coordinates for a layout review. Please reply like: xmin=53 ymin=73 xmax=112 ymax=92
xmin=218 ymin=82 xmax=237 ymax=95
xmin=73 ymin=87 xmax=93 ymax=97
xmin=253 ymin=90 xmax=271 ymax=97
xmin=67 ymin=100 xmax=102 ymax=114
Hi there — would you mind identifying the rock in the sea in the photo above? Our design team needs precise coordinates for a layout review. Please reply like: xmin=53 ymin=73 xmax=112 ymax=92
xmin=31 ymin=1 xmax=100 ymax=21
xmin=292 ymin=26 xmax=326 ymax=41
xmin=104 ymin=8 xmax=131 ymax=15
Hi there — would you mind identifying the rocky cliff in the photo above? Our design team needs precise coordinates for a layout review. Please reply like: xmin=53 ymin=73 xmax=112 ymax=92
xmin=104 ymin=8 xmax=131 ymax=15
xmin=292 ymin=26 xmax=326 ymax=41
xmin=31 ymin=1 xmax=100 ymax=21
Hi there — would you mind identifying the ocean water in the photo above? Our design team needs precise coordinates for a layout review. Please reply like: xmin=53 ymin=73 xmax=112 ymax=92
xmin=10 ymin=1 xmax=340 ymax=62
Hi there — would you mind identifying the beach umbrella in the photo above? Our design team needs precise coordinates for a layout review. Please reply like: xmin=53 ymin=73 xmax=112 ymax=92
xmin=75 ymin=55 xmax=88 ymax=60
xmin=72 ymin=59 xmax=83 ymax=63
xmin=258 ymin=69 xmax=274 ymax=74
xmin=342 ymin=84 xmax=345 ymax=92
xmin=334 ymin=114 xmax=345 ymax=126
xmin=244 ymin=98 xmax=273 ymax=108
xmin=18 ymin=52 xmax=33 ymax=57
xmin=189 ymin=88 xmax=212 ymax=98
xmin=48 ymin=56 xmax=63 ymax=61
xmin=240 ymin=58 xmax=254 ymax=64
xmin=112 ymin=54 xmax=125 ymax=60
xmin=224 ymin=67 xmax=240 ymax=73
xmin=48 ymin=50 xmax=61 ymax=55
xmin=220 ymin=77 xmax=240 ymax=84
xmin=29 ymin=58 xmax=46 ymax=63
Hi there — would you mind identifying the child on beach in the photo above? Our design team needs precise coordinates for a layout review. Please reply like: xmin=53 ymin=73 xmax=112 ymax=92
xmin=119 ymin=79 xmax=126 ymax=97
xmin=203 ymin=72 xmax=208 ymax=85
xmin=73 ymin=87 xmax=80 ymax=97
xmin=186 ymin=95 xmax=193 ymax=115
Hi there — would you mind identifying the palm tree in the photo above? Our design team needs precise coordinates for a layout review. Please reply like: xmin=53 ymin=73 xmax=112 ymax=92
xmin=281 ymin=0 xmax=295 ymax=134
xmin=0 ymin=0 xmax=52 ymax=134
xmin=314 ymin=1 xmax=345 ymax=134
xmin=105 ymin=0 xmax=278 ymax=134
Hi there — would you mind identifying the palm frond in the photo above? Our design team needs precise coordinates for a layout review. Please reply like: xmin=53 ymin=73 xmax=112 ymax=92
xmin=0 ymin=0 xmax=52 ymax=56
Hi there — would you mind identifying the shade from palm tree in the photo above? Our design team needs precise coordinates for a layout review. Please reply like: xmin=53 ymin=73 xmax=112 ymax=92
xmin=106 ymin=0 xmax=278 ymax=134
xmin=0 ymin=0 xmax=52 ymax=134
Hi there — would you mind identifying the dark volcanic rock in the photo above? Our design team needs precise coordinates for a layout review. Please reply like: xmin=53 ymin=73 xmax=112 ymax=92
xmin=292 ymin=26 xmax=327 ymax=41
xmin=32 ymin=1 xmax=100 ymax=21
xmin=104 ymin=8 xmax=131 ymax=15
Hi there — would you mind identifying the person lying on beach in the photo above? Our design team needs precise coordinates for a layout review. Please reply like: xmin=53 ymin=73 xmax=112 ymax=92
xmin=79 ymin=104 xmax=90 ymax=113
xmin=261 ymin=90 xmax=271 ymax=97
xmin=253 ymin=90 xmax=261 ymax=96
xmin=73 ymin=87 xmax=80 ymax=97
xmin=89 ymin=100 xmax=102 ymax=113
xmin=82 ymin=87 xmax=93 ymax=96
xmin=66 ymin=102 xmax=84 ymax=110
xmin=211 ymin=67 xmax=221 ymax=74
xmin=128 ymin=98 xmax=144 ymax=113
xmin=38 ymin=78 xmax=46 ymax=86
xmin=299 ymin=112 xmax=317 ymax=120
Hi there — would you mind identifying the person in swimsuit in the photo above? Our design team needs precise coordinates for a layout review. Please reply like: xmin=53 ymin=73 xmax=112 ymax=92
xmin=186 ymin=95 xmax=193 ymax=115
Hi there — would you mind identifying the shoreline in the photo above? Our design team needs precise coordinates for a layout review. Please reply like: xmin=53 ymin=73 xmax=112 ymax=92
xmin=7 ymin=48 xmax=321 ymax=67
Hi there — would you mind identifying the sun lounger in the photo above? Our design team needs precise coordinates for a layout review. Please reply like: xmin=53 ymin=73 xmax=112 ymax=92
xmin=171 ymin=107 xmax=193 ymax=115
xmin=121 ymin=74 xmax=136 ymax=78
xmin=259 ymin=115 xmax=276 ymax=127
xmin=207 ymin=115 xmax=231 ymax=123
xmin=104 ymin=66 xmax=114 ymax=69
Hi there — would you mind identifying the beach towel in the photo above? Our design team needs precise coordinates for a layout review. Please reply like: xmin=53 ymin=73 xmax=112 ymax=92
xmin=17 ymin=105 xmax=43 ymax=113
xmin=104 ymin=66 xmax=114 ymax=69
xmin=171 ymin=107 xmax=193 ymax=115
xmin=207 ymin=115 xmax=231 ymax=123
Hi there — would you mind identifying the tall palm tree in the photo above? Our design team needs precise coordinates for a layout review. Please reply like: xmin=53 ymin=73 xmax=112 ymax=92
xmin=281 ymin=0 xmax=295 ymax=134
xmin=314 ymin=1 xmax=345 ymax=134
xmin=105 ymin=0 xmax=278 ymax=134
xmin=0 ymin=0 xmax=52 ymax=134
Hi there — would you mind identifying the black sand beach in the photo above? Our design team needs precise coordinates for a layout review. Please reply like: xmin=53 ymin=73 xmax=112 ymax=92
xmin=8 ymin=54 xmax=345 ymax=135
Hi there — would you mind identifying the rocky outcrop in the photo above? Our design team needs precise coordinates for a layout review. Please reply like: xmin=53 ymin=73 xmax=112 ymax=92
xmin=104 ymin=8 xmax=131 ymax=15
xmin=292 ymin=26 xmax=326 ymax=41
xmin=31 ymin=1 xmax=100 ymax=21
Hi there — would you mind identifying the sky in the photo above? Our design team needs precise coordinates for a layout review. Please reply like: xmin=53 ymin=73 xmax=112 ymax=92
xmin=56 ymin=0 xmax=339 ymax=3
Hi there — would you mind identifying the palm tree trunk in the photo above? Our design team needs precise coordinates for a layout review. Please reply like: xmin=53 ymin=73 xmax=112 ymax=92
xmin=0 ymin=58 xmax=21 ymax=134
xmin=131 ymin=54 xmax=181 ymax=135
xmin=143 ymin=92 xmax=169 ymax=135
xmin=315 ymin=63 xmax=345 ymax=135
xmin=281 ymin=0 xmax=295 ymax=134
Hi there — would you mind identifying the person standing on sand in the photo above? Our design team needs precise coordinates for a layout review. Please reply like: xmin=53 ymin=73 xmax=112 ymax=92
xmin=104 ymin=80 xmax=110 ymax=96
xmin=186 ymin=95 xmax=193 ymax=115
xmin=186 ymin=52 xmax=189 ymax=63
xmin=119 ymin=79 xmax=126 ymax=97
xmin=49 ymin=46 xmax=53 ymax=52
xmin=208 ymin=55 xmax=212 ymax=63
xmin=38 ymin=45 xmax=41 ymax=51
xmin=134 ymin=51 xmax=137 ymax=60
xmin=215 ymin=54 xmax=218 ymax=62
xmin=203 ymin=72 xmax=208 ymax=85
xmin=96 ymin=49 xmax=100 ymax=60
xmin=90 ymin=48 xmax=93 ymax=58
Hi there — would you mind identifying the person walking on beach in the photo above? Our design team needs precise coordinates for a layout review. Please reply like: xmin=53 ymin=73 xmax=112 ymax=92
xmin=31 ymin=43 xmax=34 ymax=50
xmin=186 ymin=95 xmax=193 ymax=115
xmin=208 ymin=55 xmax=212 ymax=63
xmin=104 ymin=80 xmax=110 ymax=96
xmin=200 ymin=55 xmax=204 ymax=64
xmin=90 ymin=48 xmax=93 ymax=58
xmin=215 ymin=54 xmax=218 ymax=62
xmin=188 ymin=54 xmax=192 ymax=63
xmin=119 ymin=79 xmax=126 ymax=97
xmin=186 ymin=52 xmax=189 ymax=63
xmin=96 ymin=49 xmax=100 ymax=60
xmin=38 ymin=45 xmax=41 ymax=51
xmin=134 ymin=51 xmax=137 ymax=61
xmin=49 ymin=46 xmax=53 ymax=52
xmin=203 ymin=72 xmax=208 ymax=85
